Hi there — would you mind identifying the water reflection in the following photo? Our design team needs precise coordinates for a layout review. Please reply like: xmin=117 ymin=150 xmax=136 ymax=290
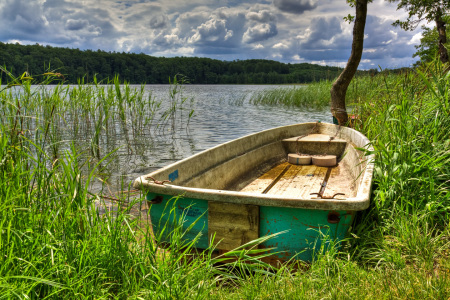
xmin=2 ymin=84 xmax=330 ymax=192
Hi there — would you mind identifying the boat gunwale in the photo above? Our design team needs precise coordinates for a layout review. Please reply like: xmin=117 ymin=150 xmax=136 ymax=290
xmin=133 ymin=122 xmax=374 ymax=211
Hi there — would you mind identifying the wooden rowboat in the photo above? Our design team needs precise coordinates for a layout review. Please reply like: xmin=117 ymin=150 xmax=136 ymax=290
xmin=133 ymin=122 xmax=374 ymax=262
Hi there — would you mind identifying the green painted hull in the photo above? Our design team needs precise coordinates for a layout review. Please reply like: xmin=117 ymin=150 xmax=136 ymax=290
xmin=147 ymin=192 xmax=354 ymax=261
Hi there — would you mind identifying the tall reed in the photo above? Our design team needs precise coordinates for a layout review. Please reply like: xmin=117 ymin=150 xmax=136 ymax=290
xmin=0 ymin=69 xmax=197 ymax=187
xmin=249 ymin=81 xmax=331 ymax=109
xmin=248 ymin=74 xmax=400 ymax=111
xmin=1 ymin=69 xmax=275 ymax=298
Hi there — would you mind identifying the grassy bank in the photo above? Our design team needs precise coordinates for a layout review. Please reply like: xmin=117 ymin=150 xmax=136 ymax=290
xmin=1 ymin=63 xmax=450 ymax=298
xmin=249 ymin=81 xmax=332 ymax=109
xmin=248 ymin=71 xmax=399 ymax=110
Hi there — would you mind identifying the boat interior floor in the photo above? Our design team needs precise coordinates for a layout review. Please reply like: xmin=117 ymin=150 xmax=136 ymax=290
xmin=239 ymin=162 xmax=356 ymax=199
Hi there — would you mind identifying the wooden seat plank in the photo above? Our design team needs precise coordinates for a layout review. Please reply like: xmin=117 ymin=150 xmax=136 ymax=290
xmin=296 ymin=166 xmax=328 ymax=198
xmin=240 ymin=162 xmax=290 ymax=193
xmin=321 ymin=166 xmax=356 ymax=199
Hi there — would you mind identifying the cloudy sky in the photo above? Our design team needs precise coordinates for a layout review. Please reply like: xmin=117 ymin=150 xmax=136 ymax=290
xmin=1 ymin=0 xmax=425 ymax=69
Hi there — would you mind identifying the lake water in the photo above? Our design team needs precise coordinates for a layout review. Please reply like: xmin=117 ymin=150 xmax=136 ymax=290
xmin=115 ymin=84 xmax=330 ymax=190
xmin=4 ymin=84 xmax=330 ymax=192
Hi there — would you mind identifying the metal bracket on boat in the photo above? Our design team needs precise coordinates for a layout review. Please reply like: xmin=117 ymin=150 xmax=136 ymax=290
xmin=145 ymin=176 xmax=171 ymax=185
xmin=327 ymin=212 xmax=341 ymax=223
xmin=310 ymin=192 xmax=345 ymax=199
xmin=310 ymin=166 xmax=346 ymax=199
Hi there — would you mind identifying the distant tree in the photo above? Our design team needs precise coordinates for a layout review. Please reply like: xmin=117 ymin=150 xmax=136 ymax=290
xmin=388 ymin=0 xmax=450 ymax=64
xmin=413 ymin=16 xmax=450 ymax=65
xmin=330 ymin=0 xmax=369 ymax=126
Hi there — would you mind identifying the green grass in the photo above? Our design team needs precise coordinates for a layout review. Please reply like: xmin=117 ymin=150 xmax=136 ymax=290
xmin=1 ymin=62 xmax=450 ymax=298
xmin=249 ymin=81 xmax=332 ymax=109
xmin=248 ymin=72 xmax=403 ymax=111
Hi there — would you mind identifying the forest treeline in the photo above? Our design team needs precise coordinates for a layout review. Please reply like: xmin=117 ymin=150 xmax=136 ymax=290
xmin=0 ymin=42 xmax=387 ymax=84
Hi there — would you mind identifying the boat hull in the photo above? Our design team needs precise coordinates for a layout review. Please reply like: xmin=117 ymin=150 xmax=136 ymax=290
xmin=147 ymin=192 xmax=354 ymax=261
xmin=136 ymin=122 xmax=374 ymax=262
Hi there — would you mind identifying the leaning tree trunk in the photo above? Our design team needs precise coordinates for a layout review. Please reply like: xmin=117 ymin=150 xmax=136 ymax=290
xmin=436 ymin=13 xmax=449 ymax=64
xmin=330 ymin=0 xmax=368 ymax=126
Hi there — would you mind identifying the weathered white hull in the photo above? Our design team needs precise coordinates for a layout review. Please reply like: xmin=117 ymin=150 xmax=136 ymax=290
xmin=134 ymin=122 xmax=374 ymax=210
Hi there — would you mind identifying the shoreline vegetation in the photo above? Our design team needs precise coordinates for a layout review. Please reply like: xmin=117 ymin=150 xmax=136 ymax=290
xmin=1 ymin=60 xmax=450 ymax=298
xmin=0 ymin=42 xmax=406 ymax=85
